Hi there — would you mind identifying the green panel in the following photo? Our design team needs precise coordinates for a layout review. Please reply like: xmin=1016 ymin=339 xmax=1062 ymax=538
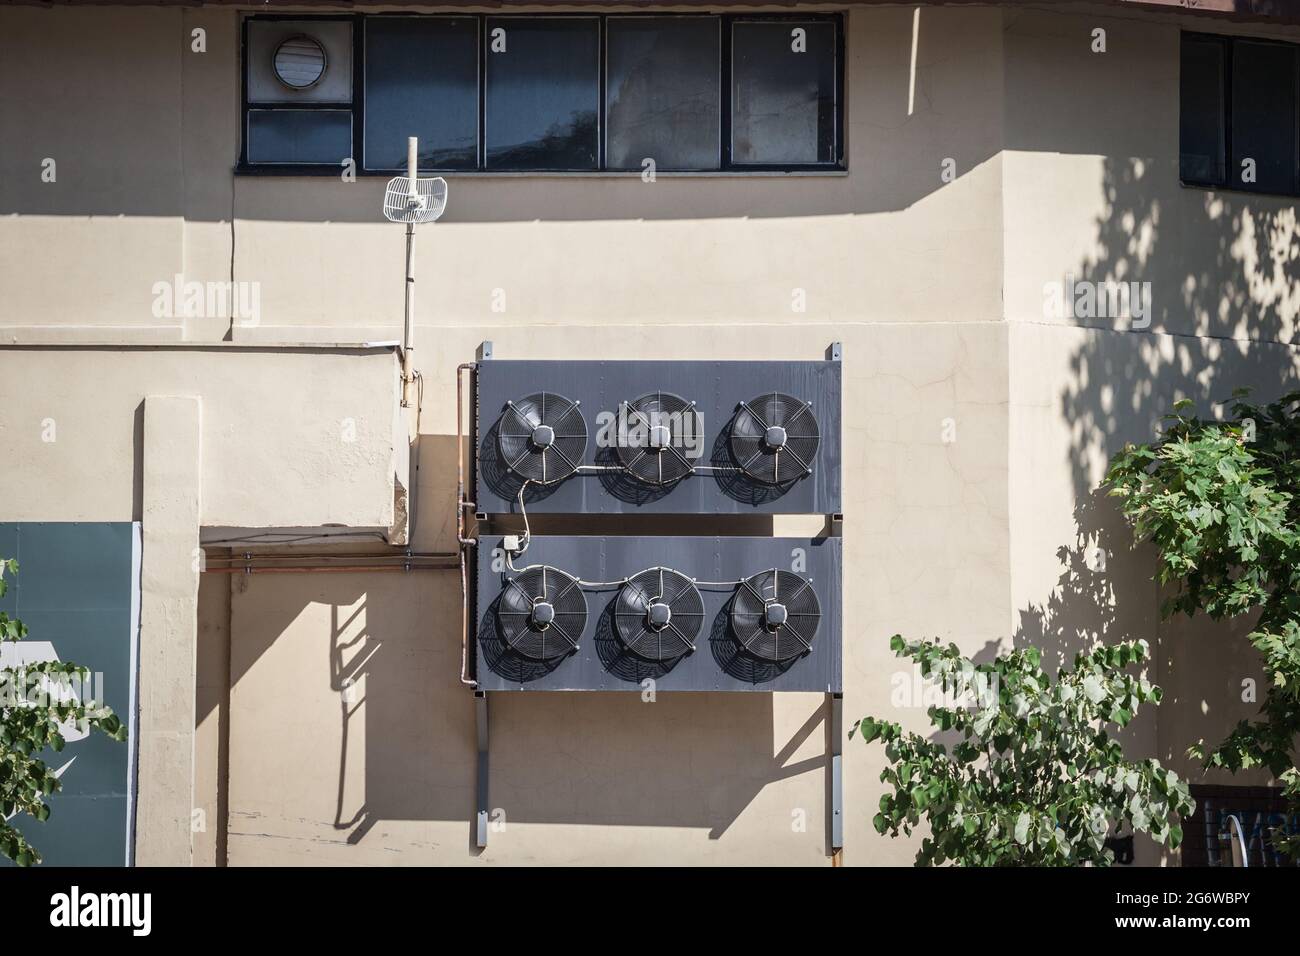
xmin=1 ymin=522 xmax=138 ymax=867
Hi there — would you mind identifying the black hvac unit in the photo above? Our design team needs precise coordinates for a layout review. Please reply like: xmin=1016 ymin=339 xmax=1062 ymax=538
xmin=475 ymin=535 xmax=842 ymax=693
xmin=474 ymin=358 xmax=842 ymax=515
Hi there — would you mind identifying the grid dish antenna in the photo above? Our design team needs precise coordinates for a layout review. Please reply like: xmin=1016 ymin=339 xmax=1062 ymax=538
xmin=382 ymin=136 xmax=448 ymax=408
xmin=383 ymin=176 xmax=447 ymax=224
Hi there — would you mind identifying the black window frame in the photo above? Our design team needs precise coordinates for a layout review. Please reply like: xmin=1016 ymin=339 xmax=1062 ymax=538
xmin=237 ymin=12 xmax=845 ymax=176
xmin=1180 ymin=30 xmax=1300 ymax=199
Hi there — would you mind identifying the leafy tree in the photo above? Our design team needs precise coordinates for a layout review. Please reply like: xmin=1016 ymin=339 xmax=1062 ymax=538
xmin=0 ymin=559 xmax=126 ymax=866
xmin=1106 ymin=389 xmax=1300 ymax=856
xmin=853 ymin=635 xmax=1194 ymax=866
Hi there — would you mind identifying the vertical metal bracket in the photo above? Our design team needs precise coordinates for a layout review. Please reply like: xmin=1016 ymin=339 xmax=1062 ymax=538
xmin=475 ymin=690 xmax=489 ymax=848
xmin=477 ymin=340 xmax=494 ymax=362
xmin=826 ymin=341 xmax=842 ymax=362
xmin=828 ymin=691 xmax=844 ymax=863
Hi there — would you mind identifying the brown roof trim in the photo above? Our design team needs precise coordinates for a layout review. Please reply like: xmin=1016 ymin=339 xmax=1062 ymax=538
xmin=2 ymin=0 xmax=1299 ymax=27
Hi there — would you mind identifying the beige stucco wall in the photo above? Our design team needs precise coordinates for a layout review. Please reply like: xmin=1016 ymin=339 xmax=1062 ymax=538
xmin=1 ymin=2 xmax=1297 ymax=866
xmin=0 ymin=348 xmax=407 ymax=532
xmin=1000 ymin=6 xmax=1300 ymax=845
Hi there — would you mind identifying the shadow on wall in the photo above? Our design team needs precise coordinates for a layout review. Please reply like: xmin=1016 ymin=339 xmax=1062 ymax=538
xmin=224 ymin=571 xmax=828 ymax=859
xmin=1062 ymin=157 xmax=1300 ymax=497
xmin=1019 ymin=156 xmax=1299 ymax=793
xmin=0 ymin=6 xmax=1000 ymax=223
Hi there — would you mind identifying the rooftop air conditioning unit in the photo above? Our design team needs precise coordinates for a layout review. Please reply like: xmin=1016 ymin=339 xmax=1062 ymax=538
xmin=474 ymin=356 xmax=842 ymax=515
xmin=474 ymin=535 xmax=842 ymax=692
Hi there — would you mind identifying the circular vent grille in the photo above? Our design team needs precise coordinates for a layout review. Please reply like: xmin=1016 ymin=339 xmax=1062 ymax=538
xmin=497 ymin=392 xmax=587 ymax=484
xmin=614 ymin=567 xmax=704 ymax=662
xmin=615 ymin=391 xmax=701 ymax=486
xmin=729 ymin=393 xmax=820 ymax=485
xmin=274 ymin=35 xmax=328 ymax=90
xmin=496 ymin=566 xmax=587 ymax=660
xmin=730 ymin=569 xmax=821 ymax=662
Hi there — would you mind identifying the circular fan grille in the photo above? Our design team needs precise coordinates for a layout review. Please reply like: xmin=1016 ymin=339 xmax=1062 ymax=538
xmin=730 ymin=570 xmax=821 ymax=662
xmin=614 ymin=567 xmax=704 ymax=662
xmin=729 ymin=393 xmax=820 ymax=485
xmin=497 ymin=392 xmax=587 ymax=484
xmin=496 ymin=566 xmax=587 ymax=660
xmin=615 ymin=392 xmax=701 ymax=486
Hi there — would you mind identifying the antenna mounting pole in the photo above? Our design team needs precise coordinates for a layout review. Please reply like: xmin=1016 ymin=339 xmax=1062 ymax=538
xmin=401 ymin=136 xmax=418 ymax=408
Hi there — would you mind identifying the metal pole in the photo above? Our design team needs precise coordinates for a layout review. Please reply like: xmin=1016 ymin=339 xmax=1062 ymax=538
xmin=829 ymin=692 xmax=843 ymax=864
xmin=401 ymin=136 xmax=418 ymax=408
xmin=475 ymin=691 xmax=489 ymax=848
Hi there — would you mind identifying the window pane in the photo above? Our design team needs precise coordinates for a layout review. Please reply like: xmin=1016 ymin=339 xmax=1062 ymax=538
xmin=606 ymin=17 xmax=720 ymax=171
xmin=1232 ymin=41 xmax=1297 ymax=194
xmin=247 ymin=110 xmax=352 ymax=165
xmin=1180 ymin=36 xmax=1226 ymax=184
xmin=485 ymin=17 xmax=599 ymax=170
xmin=731 ymin=20 xmax=836 ymax=166
xmin=365 ymin=17 xmax=478 ymax=171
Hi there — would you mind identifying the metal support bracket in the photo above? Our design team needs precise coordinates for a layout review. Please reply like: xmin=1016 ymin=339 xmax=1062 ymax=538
xmin=475 ymin=690 xmax=489 ymax=848
xmin=828 ymin=691 xmax=844 ymax=863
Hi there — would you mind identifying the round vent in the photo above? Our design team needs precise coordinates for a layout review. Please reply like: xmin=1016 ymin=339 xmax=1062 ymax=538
xmin=273 ymin=35 xmax=328 ymax=90
xmin=497 ymin=392 xmax=587 ymax=484
xmin=615 ymin=391 xmax=701 ymax=486
xmin=729 ymin=393 xmax=820 ymax=485
xmin=496 ymin=566 xmax=587 ymax=660
xmin=730 ymin=569 xmax=821 ymax=662
xmin=614 ymin=567 xmax=704 ymax=661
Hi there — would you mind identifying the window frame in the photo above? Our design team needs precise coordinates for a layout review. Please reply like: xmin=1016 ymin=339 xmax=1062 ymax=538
xmin=1180 ymin=30 xmax=1300 ymax=199
xmin=237 ymin=11 xmax=846 ymax=176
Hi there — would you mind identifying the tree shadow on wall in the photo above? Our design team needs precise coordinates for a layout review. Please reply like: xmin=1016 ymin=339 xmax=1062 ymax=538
xmin=1043 ymin=157 xmax=1299 ymax=799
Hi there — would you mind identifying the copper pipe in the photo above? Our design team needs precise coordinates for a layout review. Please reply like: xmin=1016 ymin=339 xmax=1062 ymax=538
xmin=202 ymin=564 xmax=454 ymax=575
xmin=459 ymin=549 xmax=476 ymax=687
xmin=205 ymin=551 xmax=455 ymax=561
xmin=457 ymin=361 xmax=479 ymax=688
xmin=456 ymin=362 xmax=478 ymax=548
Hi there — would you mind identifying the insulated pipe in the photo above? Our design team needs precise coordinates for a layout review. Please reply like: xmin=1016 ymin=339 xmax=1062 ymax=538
xmin=401 ymin=136 xmax=418 ymax=408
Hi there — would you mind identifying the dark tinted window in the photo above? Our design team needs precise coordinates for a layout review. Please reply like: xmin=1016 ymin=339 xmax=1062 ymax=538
xmin=247 ymin=110 xmax=352 ymax=165
xmin=1179 ymin=36 xmax=1226 ymax=184
xmin=485 ymin=17 xmax=600 ymax=170
xmin=365 ymin=17 xmax=479 ymax=171
xmin=1231 ymin=41 xmax=1297 ymax=194
xmin=606 ymin=18 xmax=720 ymax=171
xmin=731 ymin=20 xmax=837 ymax=166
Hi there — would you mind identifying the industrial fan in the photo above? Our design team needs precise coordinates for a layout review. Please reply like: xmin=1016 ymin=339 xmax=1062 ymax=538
xmin=496 ymin=566 xmax=588 ymax=660
xmin=497 ymin=392 xmax=588 ymax=484
xmin=613 ymin=567 xmax=705 ymax=661
xmin=729 ymin=392 xmax=820 ymax=485
xmin=729 ymin=569 xmax=821 ymax=662
xmin=615 ymin=391 xmax=701 ymax=485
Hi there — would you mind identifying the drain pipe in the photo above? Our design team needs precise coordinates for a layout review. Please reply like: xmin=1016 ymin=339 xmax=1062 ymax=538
xmin=458 ymin=361 xmax=478 ymax=687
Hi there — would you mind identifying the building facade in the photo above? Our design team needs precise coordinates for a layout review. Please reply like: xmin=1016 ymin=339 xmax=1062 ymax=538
xmin=2 ymin=0 xmax=1298 ymax=866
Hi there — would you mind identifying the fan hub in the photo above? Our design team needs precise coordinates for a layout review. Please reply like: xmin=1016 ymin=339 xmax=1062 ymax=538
xmin=763 ymin=425 xmax=788 ymax=450
xmin=531 ymin=601 xmax=555 ymax=628
xmin=764 ymin=601 xmax=788 ymax=629
xmin=649 ymin=424 xmax=672 ymax=450
xmin=646 ymin=601 xmax=672 ymax=630
xmin=530 ymin=424 xmax=555 ymax=449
